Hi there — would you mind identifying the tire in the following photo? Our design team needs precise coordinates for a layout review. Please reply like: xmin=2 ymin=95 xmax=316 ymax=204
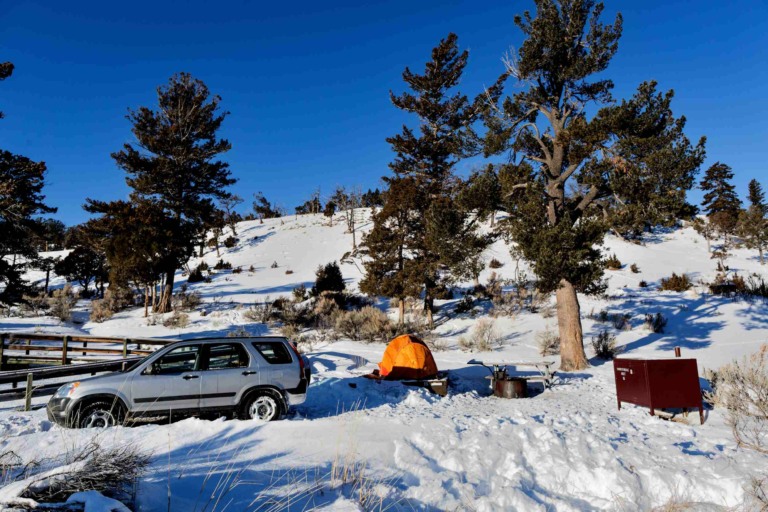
xmin=73 ymin=400 xmax=126 ymax=429
xmin=240 ymin=391 xmax=283 ymax=421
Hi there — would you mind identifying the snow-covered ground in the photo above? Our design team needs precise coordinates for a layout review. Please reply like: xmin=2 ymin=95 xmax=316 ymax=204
xmin=1 ymin=212 xmax=767 ymax=511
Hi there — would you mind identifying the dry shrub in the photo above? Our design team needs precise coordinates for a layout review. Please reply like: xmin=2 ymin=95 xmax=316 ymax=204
xmin=21 ymin=292 xmax=50 ymax=317
xmin=467 ymin=318 xmax=503 ymax=351
xmin=163 ymin=311 xmax=189 ymax=329
xmin=48 ymin=284 xmax=77 ymax=322
xmin=89 ymin=299 xmax=112 ymax=323
xmin=536 ymin=327 xmax=560 ymax=356
xmin=644 ymin=312 xmax=668 ymax=333
xmin=334 ymin=307 xmax=393 ymax=342
xmin=243 ymin=297 xmax=273 ymax=324
xmin=280 ymin=323 xmax=301 ymax=340
xmin=90 ymin=287 xmax=135 ymax=323
xmin=488 ymin=258 xmax=504 ymax=269
xmin=20 ymin=442 xmax=149 ymax=505
xmin=591 ymin=330 xmax=620 ymax=359
xmin=630 ymin=263 xmax=640 ymax=274
xmin=605 ymin=253 xmax=622 ymax=270
xmin=313 ymin=295 xmax=339 ymax=329
xmin=660 ymin=273 xmax=692 ymax=292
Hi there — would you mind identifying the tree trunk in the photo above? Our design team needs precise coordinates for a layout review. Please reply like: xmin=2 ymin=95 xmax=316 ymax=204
xmin=157 ymin=270 xmax=175 ymax=313
xmin=556 ymin=278 xmax=589 ymax=371
xmin=144 ymin=286 xmax=149 ymax=318
xmin=44 ymin=269 xmax=50 ymax=294
xmin=151 ymin=282 xmax=157 ymax=312
xmin=398 ymin=299 xmax=405 ymax=326
xmin=760 ymin=248 xmax=764 ymax=265
xmin=489 ymin=211 xmax=495 ymax=227
xmin=424 ymin=296 xmax=434 ymax=329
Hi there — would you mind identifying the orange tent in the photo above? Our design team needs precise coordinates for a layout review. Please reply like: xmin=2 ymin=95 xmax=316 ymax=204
xmin=378 ymin=334 xmax=438 ymax=380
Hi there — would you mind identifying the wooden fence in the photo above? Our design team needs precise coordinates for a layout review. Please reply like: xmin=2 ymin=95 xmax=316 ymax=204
xmin=0 ymin=332 xmax=177 ymax=409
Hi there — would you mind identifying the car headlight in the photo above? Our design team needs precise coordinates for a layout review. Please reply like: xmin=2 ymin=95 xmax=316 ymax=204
xmin=55 ymin=382 xmax=80 ymax=398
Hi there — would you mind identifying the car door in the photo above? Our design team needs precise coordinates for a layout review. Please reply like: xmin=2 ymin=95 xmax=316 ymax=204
xmin=199 ymin=342 xmax=259 ymax=410
xmin=130 ymin=344 xmax=203 ymax=413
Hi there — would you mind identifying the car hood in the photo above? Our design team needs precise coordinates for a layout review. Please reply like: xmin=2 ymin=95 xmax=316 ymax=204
xmin=68 ymin=370 xmax=135 ymax=391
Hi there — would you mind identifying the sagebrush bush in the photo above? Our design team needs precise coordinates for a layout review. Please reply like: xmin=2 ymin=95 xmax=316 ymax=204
xmin=223 ymin=236 xmax=238 ymax=248
xmin=711 ymin=345 xmax=768 ymax=508
xmin=163 ymin=311 xmax=190 ymax=329
xmin=48 ymin=284 xmax=77 ymax=322
xmin=454 ymin=294 xmax=476 ymax=315
xmin=536 ymin=327 xmax=560 ymax=356
xmin=591 ymin=330 xmax=620 ymax=359
xmin=334 ymin=307 xmax=392 ymax=342
xmin=232 ymin=266 xmax=242 ymax=274
xmin=639 ymin=280 xmax=648 ymax=288
xmin=187 ymin=264 xmax=206 ymax=283
xmin=644 ymin=312 xmax=668 ymax=333
xmin=89 ymin=299 xmax=112 ymax=323
xmin=660 ymin=273 xmax=692 ymax=292
xmin=467 ymin=318 xmax=503 ymax=351
xmin=243 ymin=299 xmax=273 ymax=324
xmin=173 ymin=286 xmax=202 ymax=311
xmin=488 ymin=258 xmax=504 ymax=269
xmin=293 ymin=284 xmax=308 ymax=302
xmin=605 ymin=253 xmax=622 ymax=270
xmin=630 ymin=263 xmax=640 ymax=274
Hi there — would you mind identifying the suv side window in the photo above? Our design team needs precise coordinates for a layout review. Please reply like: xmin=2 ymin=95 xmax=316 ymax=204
xmin=205 ymin=343 xmax=249 ymax=370
xmin=151 ymin=345 xmax=200 ymax=374
xmin=252 ymin=342 xmax=293 ymax=365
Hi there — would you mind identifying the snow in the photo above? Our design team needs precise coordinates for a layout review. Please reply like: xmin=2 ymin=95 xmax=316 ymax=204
xmin=1 ymin=212 xmax=767 ymax=510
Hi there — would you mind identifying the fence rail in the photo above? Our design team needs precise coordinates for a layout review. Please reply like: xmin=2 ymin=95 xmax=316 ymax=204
xmin=0 ymin=332 xmax=178 ymax=409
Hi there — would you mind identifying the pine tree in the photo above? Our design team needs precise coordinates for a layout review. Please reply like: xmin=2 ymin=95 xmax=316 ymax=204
xmin=323 ymin=200 xmax=336 ymax=226
xmin=54 ymin=245 xmax=107 ymax=297
xmin=482 ymin=0 xmax=706 ymax=370
xmin=253 ymin=192 xmax=281 ymax=221
xmin=220 ymin=194 xmax=243 ymax=236
xmin=106 ymin=73 xmax=235 ymax=312
xmin=700 ymin=162 xmax=742 ymax=237
xmin=0 ymin=61 xmax=13 ymax=119
xmin=457 ymin=165 xmax=502 ymax=226
xmin=748 ymin=179 xmax=765 ymax=214
xmin=737 ymin=205 xmax=768 ymax=265
xmin=362 ymin=33 xmax=485 ymax=327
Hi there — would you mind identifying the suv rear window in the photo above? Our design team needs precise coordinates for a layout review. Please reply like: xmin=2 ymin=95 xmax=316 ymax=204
xmin=252 ymin=342 xmax=293 ymax=365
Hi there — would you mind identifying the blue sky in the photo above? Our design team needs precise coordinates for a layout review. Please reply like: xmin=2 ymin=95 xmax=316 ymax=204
xmin=1 ymin=0 xmax=766 ymax=226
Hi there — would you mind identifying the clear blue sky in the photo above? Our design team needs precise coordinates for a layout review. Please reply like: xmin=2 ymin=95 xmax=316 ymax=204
xmin=1 ymin=0 xmax=766 ymax=226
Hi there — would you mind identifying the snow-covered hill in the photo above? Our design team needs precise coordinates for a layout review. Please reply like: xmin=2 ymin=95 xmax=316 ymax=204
xmin=1 ymin=212 xmax=767 ymax=510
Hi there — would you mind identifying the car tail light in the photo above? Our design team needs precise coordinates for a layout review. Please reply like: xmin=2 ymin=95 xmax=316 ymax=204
xmin=288 ymin=342 xmax=304 ymax=372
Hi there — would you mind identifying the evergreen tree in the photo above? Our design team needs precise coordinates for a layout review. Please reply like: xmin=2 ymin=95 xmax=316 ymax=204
xmin=700 ymin=162 xmax=741 ymax=237
xmin=737 ymin=205 xmax=768 ymax=265
xmin=311 ymin=261 xmax=345 ymax=296
xmin=362 ymin=33 xmax=486 ymax=327
xmin=361 ymin=188 xmax=384 ymax=208
xmin=748 ymin=179 xmax=765 ymax=214
xmin=55 ymin=245 xmax=107 ymax=297
xmin=482 ymin=0 xmax=706 ymax=370
xmin=0 ymin=61 xmax=13 ymax=119
xmin=253 ymin=192 xmax=281 ymax=221
xmin=220 ymin=194 xmax=243 ymax=236
xmin=457 ymin=164 xmax=502 ymax=226
xmin=0 ymin=151 xmax=56 ymax=304
xmin=323 ymin=200 xmax=336 ymax=226
xmin=106 ymin=73 xmax=235 ymax=312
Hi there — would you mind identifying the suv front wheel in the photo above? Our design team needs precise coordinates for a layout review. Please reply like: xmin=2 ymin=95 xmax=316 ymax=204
xmin=73 ymin=400 xmax=126 ymax=429
xmin=241 ymin=391 xmax=283 ymax=421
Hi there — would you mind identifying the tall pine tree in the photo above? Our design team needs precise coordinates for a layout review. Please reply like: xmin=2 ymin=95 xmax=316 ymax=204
xmin=700 ymin=162 xmax=741 ymax=237
xmin=481 ymin=0 xmax=706 ymax=370
xmin=96 ymin=73 xmax=234 ymax=312
xmin=361 ymin=34 xmax=485 ymax=326
xmin=738 ymin=179 xmax=768 ymax=264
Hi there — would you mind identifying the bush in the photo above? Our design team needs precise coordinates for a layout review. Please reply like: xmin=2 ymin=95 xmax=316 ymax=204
xmin=232 ymin=266 xmax=242 ymax=274
xmin=591 ymin=330 xmax=620 ymax=359
xmin=223 ymin=236 xmax=238 ymax=248
xmin=660 ymin=273 xmax=692 ymax=292
xmin=285 ymin=269 xmax=294 ymax=275
xmin=488 ymin=258 xmax=504 ymax=269
xmin=312 ymin=261 xmax=345 ymax=296
xmin=20 ymin=442 xmax=149 ymax=505
xmin=293 ymin=284 xmax=308 ymax=302
xmin=605 ymin=253 xmax=622 ymax=270
xmin=589 ymin=309 xmax=630 ymax=330
xmin=536 ymin=327 xmax=560 ymax=356
xmin=462 ymin=318 xmax=503 ymax=351
xmin=334 ymin=307 xmax=393 ymax=342
xmin=644 ymin=312 xmax=668 ymax=333
xmin=187 ymin=264 xmax=206 ymax=283
xmin=271 ymin=261 xmax=279 ymax=269
xmin=639 ymin=280 xmax=648 ymax=288
xmin=213 ymin=259 xmax=232 ymax=270
xmin=174 ymin=286 xmax=202 ymax=311
xmin=630 ymin=263 xmax=640 ymax=274
xmin=710 ymin=345 xmax=768 ymax=507
xmin=243 ymin=299 xmax=273 ymax=324
xmin=313 ymin=295 xmax=340 ymax=329
xmin=454 ymin=294 xmax=476 ymax=315
xmin=163 ymin=311 xmax=190 ymax=329
xmin=90 ymin=286 xmax=134 ymax=323
xmin=49 ymin=284 xmax=77 ymax=322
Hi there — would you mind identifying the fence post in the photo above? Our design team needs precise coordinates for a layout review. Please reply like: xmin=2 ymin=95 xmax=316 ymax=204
xmin=61 ymin=335 xmax=69 ymax=366
xmin=82 ymin=338 xmax=88 ymax=356
xmin=25 ymin=337 xmax=31 ymax=356
xmin=123 ymin=339 xmax=129 ymax=358
xmin=0 ymin=332 xmax=5 ymax=371
xmin=24 ymin=373 xmax=33 ymax=412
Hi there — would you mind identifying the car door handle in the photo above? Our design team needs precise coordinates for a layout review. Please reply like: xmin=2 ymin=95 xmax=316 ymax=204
xmin=242 ymin=371 xmax=257 ymax=376
xmin=182 ymin=375 xmax=199 ymax=380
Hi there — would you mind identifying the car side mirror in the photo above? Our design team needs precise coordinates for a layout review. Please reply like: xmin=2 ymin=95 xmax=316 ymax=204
xmin=143 ymin=364 xmax=156 ymax=375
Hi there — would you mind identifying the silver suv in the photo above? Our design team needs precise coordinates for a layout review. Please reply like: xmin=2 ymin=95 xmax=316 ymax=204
xmin=47 ymin=337 xmax=310 ymax=428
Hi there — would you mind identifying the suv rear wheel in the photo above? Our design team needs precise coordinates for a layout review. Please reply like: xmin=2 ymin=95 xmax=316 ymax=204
xmin=74 ymin=400 xmax=126 ymax=429
xmin=241 ymin=391 xmax=283 ymax=421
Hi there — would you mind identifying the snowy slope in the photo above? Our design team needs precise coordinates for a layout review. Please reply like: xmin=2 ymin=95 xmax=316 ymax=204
xmin=1 ymin=212 xmax=767 ymax=510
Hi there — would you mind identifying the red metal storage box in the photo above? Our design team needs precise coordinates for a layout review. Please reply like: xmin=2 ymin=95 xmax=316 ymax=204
xmin=613 ymin=358 xmax=703 ymax=424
